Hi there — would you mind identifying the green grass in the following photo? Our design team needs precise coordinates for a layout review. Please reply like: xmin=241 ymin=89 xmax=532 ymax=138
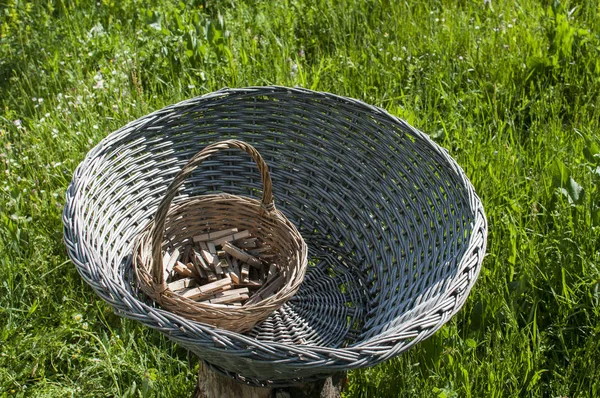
xmin=1 ymin=0 xmax=600 ymax=396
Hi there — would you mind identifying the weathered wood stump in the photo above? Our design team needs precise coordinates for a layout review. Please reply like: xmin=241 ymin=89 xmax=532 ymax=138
xmin=193 ymin=361 xmax=347 ymax=398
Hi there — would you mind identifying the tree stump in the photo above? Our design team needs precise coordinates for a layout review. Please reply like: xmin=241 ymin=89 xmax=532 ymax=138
xmin=193 ymin=361 xmax=347 ymax=398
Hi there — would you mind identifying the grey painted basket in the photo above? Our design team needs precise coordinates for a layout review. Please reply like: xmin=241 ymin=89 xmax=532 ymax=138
xmin=63 ymin=86 xmax=487 ymax=386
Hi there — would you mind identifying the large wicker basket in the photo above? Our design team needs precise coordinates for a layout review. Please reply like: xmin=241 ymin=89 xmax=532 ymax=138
xmin=133 ymin=140 xmax=307 ymax=333
xmin=63 ymin=86 xmax=487 ymax=386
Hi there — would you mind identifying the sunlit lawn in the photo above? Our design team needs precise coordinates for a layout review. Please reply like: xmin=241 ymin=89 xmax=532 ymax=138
xmin=1 ymin=0 xmax=600 ymax=396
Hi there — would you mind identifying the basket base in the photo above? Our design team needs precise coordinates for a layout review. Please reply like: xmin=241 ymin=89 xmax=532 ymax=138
xmin=193 ymin=360 xmax=346 ymax=398
xmin=246 ymin=248 xmax=369 ymax=348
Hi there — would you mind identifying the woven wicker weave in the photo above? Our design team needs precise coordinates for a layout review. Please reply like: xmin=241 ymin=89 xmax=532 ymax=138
xmin=63 ymin=86 xmax=487 ymax=386
xmin=133 ymin=139 xmax=308 ymax=332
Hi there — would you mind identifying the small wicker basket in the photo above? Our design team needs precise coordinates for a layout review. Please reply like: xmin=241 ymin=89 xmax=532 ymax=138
xmin=133 ymin=140 xmax=308 ymax=332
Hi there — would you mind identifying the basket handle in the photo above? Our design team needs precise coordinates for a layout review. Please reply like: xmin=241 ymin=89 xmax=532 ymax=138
xmin=150 ymin=139 xmax=275 ymax=288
